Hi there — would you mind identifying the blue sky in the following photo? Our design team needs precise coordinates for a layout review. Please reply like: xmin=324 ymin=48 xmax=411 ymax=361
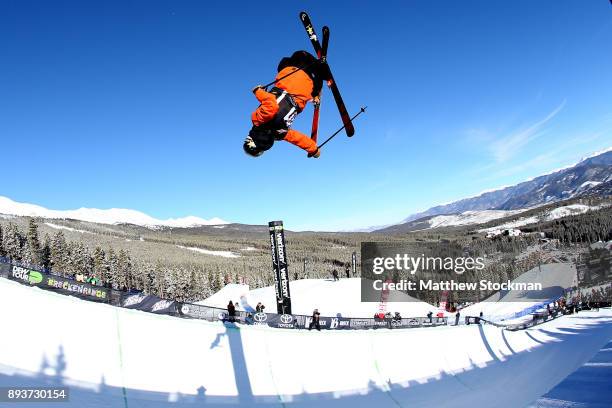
xmin=1 ymin=0 xmax=611 ymax=231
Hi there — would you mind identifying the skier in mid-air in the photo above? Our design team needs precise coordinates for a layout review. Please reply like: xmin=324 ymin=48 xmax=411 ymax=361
xmin=244 ymin=12 xmax=362 ymax=158
xmin=244 ymin=50 xmax=330 ymax=158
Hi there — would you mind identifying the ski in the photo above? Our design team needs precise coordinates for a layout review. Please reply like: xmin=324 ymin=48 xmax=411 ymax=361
xmin=321 ymin=26 xmax=329 ymax=62
xmin=310 ymin=26 xmax=329 ymax=143
xmin=299 ymin=11 xmax=322 ymax=57
xmin=299 ymin=11 xmax=355 ymax=137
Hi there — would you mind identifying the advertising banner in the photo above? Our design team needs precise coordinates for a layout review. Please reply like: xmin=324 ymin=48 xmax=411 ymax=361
xmin=121 ymin=293 xmax=179 ymax=315
xmin=269 ymin=221 xmax=292 ymax=314
xmin=4 ymin=262 xmax=110 ymax=302
xmin=44 ymin=275 xmax=110 ymax=302
xmin=0 ymin=258 xmax=451 ymax=331
xmin=6 ymin=264 xmax=45 ymax=287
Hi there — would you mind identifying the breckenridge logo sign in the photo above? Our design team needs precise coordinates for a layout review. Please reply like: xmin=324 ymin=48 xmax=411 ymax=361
xmin=11 ymin=266 xmax=43 ymax=285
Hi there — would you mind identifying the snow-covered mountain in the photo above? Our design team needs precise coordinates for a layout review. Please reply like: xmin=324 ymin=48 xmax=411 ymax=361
xmin=380 ymin=148 xmax=612 ymax=232
xmin=378 ymin=200 xmax=607 ymax=234
xmin=0 ymin=196 xmax=228 ymax=228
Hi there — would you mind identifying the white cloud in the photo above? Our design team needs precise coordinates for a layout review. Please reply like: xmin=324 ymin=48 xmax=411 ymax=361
xmin=489 ymin=100 xmax=566 ymax=163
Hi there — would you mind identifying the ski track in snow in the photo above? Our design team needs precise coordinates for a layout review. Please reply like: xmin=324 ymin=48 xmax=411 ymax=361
xmin=176 ymin=245 xmax=240 ymax=258
xmin=44 ymin=222 xmax=93 ymax=234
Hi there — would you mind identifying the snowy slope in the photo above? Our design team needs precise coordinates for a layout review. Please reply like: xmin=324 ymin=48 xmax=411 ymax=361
xmin=426 ymin=209 xmax=528 ymax=229
xmin=0 ymin=195 xmax=228 ymax=228
xmin=1 ymin=277 xmax=612 ymax=407
xmin=201 ymin=278 xmax=438 ymax=318
xmin=461 ymin=263 xmax=577 ymax=321
xmin=479 ymin=203 xmax=603 ymax=233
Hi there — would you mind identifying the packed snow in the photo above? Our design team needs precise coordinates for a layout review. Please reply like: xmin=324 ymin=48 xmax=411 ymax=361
xmin=480 ymin=216 xmax=540 ymax=232
xmin=45 ymin=222 xmax=94 ymax=234
xmin=0 ymin=277 xmax=611 ymax=407
xmin=480 ymin=204 xmax=600 ymax=233
xmin=177 ymin=245 xmax=240 ymax=259
xmin=427 ymin=209 xmax=528 ymax=229
xmin=461 ymin=263 xmax=578 ymax=322
xmin=544 ymin=204 xmax=597 ymax=221
xmin=201 ymin=278 xmax=439 ymax=318
xmin=0 ymin=195 xmax=228 ymax=228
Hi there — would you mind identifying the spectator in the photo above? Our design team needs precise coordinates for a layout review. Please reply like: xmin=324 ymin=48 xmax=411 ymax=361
xmin=332 ymin=270 xmax=339 ymax=281
xmin=455 ymin=311 xmax=460 ymax=326
xmin=345 ymin=266 xmax=350 ymax=279
xmin=256 ymin=302 xmax=263 ymax=313
xmin=308 ymin=309 xmax=321 ymax=331
xmin=427 ymin=311 xmax=433 ymax=323
xmin=227 ymin=300 xmax=236 ymax=323
xmin=394 ymin=312 xmax=402 ymax=321
xmin=478 ymin=311 xmax=484 ymax=324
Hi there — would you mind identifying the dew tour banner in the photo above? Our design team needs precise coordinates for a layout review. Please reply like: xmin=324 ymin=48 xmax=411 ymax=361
xmin=269 ymin=221 xmax=292 ymax=315
xmin=4 ymin=262 xmax=110 ymax=302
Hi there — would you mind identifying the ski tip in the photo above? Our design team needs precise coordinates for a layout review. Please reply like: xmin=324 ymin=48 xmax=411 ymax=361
xmin=346 ymin=125 xmax=355 ymax=137
xmin=299 ymin=11 xmax=309 ymax=20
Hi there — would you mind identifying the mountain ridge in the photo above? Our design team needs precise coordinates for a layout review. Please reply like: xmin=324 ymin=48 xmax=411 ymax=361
xmin=375 ymin=149 xmax=612 ymax=233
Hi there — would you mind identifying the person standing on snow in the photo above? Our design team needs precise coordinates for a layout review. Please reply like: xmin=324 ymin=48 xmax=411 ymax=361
xmin=227 ymin=300 xmax=236 ymax=323
xmin=455 ymin=311 xmax=460 ymax=326
xmin=308 ymin=308 xmax=321 ymax=331
xmin=245 ymin=50 xmax=331 ymax=158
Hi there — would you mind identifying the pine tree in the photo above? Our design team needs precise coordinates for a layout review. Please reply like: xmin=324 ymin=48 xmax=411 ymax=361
xmin=50 ymin=231 xmax=69 ymax=275
xmin=40 ymin=234 xmax=51 ymax=270
xmin=4 ymin=223 xmax=23 ymax=261
xmin=92 ymin=247 xmax=109 ymax=283
xmin=0 ymin=224 xmax=6 ymax=258
xmin=24 ymin=219 xmax=42 ymax=267
xmin=107 ymin=248 xmax=119 ymax=289
xmin=116 ymin=249 xmax=132 ymax=290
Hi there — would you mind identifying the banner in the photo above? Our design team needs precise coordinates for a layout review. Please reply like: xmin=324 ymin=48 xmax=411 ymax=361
xmin=269 ymin=221 xmax=291 ymax=314
xmin=5 ymin=263 xmax=110 ymax=302
xmin=0 ymin=258 xmax=451 ymax=331
xmin=208 ymin=309 xmax=448 ymax=330
xmin=6 ymin=265 xmax=45 ymax=287
xmin=121 ymin=292 xmax=179 ymax=315
xmin=44 ymin=275 xmax=110 ymax=302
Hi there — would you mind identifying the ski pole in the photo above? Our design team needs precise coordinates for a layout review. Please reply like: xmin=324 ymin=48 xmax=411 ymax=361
xmin=317 ymin=106 xmax=367 ymax=150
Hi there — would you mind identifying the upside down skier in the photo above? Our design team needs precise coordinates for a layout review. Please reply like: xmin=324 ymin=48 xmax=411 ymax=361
xmin=244 ymin=50 xmax=331 ymax=158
